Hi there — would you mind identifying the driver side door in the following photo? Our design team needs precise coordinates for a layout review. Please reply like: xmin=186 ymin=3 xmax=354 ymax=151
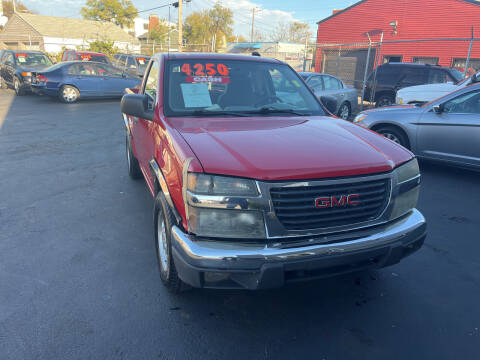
xmin=131 ymin=59 xmax=159 ymax=179
xmin=417 ymin=89 xmax=480 ymax=167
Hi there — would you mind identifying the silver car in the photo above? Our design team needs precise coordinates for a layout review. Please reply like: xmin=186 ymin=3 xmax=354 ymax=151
xmin=299 ymin=72 xmax=358 ymax=120
xmin=354 ymin=83 xmax=480 ymax=169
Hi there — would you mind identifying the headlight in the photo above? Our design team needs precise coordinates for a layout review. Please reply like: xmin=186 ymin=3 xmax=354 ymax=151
xmin=397 ymin=97 xmax=403 ymax=104
xmin=187 ymin=207 xmax=266 ymax=239
xmin=354 ymin=114 xmax=367 ymax=123
xmin=390 ymin=158 xmax=421 ymax=220
xmin=185 ymin=173 xmax=265 ymax=239
xmin=187 ymin=173 xmax=257 ymax=196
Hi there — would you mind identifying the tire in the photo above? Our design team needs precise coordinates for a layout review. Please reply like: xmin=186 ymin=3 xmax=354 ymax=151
xmin=0 ymin=76 xmax=7 ymax=90
xmin=59 ymin=85 xmax=80 ymax=103
xmin=14 ymin=77 xmax=25 ymax=96
xmin=375 ymin=126 xmax=409 ymax=148
xmin=375 ymin=94 xmax=394 ymax=107
xmin=126 ymin=134 xmax=142 ymax=180
xmin=154 ymin=192 xmax=187 ymax=293
xmin=337 ymin=102 xmax=351 ymax=120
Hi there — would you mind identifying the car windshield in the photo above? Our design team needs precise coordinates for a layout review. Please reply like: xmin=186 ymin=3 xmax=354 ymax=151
xmin=450 ymin=68 xmax=464 ymax=83
xmin=164 ymin=59 xmax=325 ymax=117
xmin=15 ymin=53 xmax=52 ymax=67
xmin=80 ymin=54 xmax=109 ymax=64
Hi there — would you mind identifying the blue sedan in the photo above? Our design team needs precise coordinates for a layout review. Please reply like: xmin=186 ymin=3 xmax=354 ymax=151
xmin=31 ymin=61 xmax=142 ymax=103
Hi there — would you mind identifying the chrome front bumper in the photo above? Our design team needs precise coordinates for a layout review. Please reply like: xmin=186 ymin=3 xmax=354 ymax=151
xmin=171 ymin=209 xmax=426 ymax=289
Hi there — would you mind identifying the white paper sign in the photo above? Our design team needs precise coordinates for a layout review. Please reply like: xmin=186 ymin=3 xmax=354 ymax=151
xmin=180 ymin=83 xmax=212 ymax=108
xmin=17 ymin=57 xmax=26 ymax=63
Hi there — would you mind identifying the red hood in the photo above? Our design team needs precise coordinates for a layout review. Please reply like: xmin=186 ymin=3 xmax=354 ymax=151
xmin=169 ymin=116 xmax=413 ymax=180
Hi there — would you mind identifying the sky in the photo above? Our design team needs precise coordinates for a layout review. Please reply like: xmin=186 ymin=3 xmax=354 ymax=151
xmin=21 ymin=0 xmax=358 ymax=39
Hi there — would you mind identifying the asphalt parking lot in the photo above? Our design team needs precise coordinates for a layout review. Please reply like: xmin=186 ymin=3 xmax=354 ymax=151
xmin=1 ymin=89 xmax=479 ymax=360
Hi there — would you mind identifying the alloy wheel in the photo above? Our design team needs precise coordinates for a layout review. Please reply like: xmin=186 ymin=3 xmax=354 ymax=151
xmin=63 ymin=87 xmax=77 ymax=102
xmin=381 ymin=132 xmax=401 ymax=144
xmin=339 ymin=104 xmax=350 ymax=120
xmin=157 ymin=212 xmax=169 ymax=273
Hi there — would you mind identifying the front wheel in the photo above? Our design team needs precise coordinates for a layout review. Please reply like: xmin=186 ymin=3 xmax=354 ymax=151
xmin=0 ymin=76 xmax=7 ymax=90
xmin=59 ymin=85 xmax=80 ymax=103
xmin=376 ymin=126 xmax=408 ymax=148
xmin=14 ymin=77 xmax=25 ymax=96
xmin=154 ymin=192 xmax=187 ymax=293
xmin=337 ymin=102 xmax=351 ymax=120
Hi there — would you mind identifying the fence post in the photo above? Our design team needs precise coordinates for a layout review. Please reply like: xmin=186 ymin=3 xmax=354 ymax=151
xmin=360 ymin=33 xmax=372 ymax=111
xmin=464 ymin=27 xmax=474 ymax=78
xmin=336 ymin=45 xmax=341 ymax=77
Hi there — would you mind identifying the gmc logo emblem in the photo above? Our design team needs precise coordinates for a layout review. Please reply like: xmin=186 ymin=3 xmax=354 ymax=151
xmin=315 ymin=194 xmax=360 ymax=208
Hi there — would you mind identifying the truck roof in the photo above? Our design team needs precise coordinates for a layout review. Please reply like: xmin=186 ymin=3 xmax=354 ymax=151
xmin=159 ymin=52 xmax=281 ymax=64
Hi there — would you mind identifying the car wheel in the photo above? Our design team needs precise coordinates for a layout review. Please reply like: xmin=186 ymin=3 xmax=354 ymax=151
xmin=376 ymin=126 xmax=408 ymax=148
xmin=337 ymin=102 xmax=351 ymax=120
xmin=154 ymin=192 xmax=187 ymax=293
xmin=126 ymin=134 xmax=142 ymax=179
xmin=59 ymin=85 xmax=80 ymax=103
xmin=14 ymin=77 xmax=25 ymax=96
xmin=0 ymin=76 xmax=7 ymax=90
xmin=375 ymin=94 xmax=394 ymax=107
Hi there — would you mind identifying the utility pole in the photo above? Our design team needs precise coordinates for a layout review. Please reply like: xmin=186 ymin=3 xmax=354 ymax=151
xmin=13 ymin=0 xmax=16 ymax=13
xmin=177 ymin=0 xmax=183 ymax=52
xmin=250 ymin=8 xmax=255 ymax=42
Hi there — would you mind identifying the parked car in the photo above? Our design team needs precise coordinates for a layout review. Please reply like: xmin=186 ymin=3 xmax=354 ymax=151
xmin=120 ymin=53 xmax=426 ymax=292
xmin=113 ymin=54 xmax=151 ymax=78
xmin=364 ymin=63 xmax=464 ymax=107
xmin=299 ymin=72 xmax=358 ymax=119
xmin=61 ymin=50 xmax=110 ymax=64
xmin=354 ymin=83 xmax=480 ymax=169
xmin=396 ymin=71 xmax=480 ymax=105
xmin=31 ymin=61 xmax=141 ymax=103
xmin=0 ymin=50 xmax=54 ymax=95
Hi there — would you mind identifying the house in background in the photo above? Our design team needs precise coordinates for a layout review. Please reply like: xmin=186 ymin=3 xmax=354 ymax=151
xmin=315 ymin=0 xmax=480 ymax=85
xmin=0 ymin=13 xmax=140 ymax=53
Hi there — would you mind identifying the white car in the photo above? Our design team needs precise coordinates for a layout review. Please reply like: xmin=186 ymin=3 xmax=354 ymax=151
xmin=396 ymin=72 xmax=479 ymax=105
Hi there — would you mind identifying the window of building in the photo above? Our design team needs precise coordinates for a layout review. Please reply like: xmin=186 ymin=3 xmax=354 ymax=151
xmin=452 ymin=58 xmax=480 ymax=73
xmin=413 ymin=57 xmax=439 ymax=65
xmin=383 ymin=55 xmax=402 ymax=63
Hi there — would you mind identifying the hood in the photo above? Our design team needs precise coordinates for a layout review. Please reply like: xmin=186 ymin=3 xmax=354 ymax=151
xmin=170 ymin=116 xmax=413 ymax=181
xmin=18 ymin=65 xmax=51 ymax=72
xmin=397 ymin=83 xmax=458 ymax=95
xmin=362 ymin=104 xmax=422 ymax=115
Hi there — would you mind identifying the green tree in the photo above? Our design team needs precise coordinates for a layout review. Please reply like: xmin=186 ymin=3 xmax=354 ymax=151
xmin=184 ymin=3 xmax=233 ymax=51
xmin=148 ymin=20 xmax=173 ymax=43
xmin=80 ymin=0 xmax=137 ymax=28
xmin=87 ymin=39 xmax=118 ymax=57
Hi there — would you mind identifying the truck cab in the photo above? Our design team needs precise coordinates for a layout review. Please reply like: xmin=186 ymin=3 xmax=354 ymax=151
xmin=121 ymin=53 xmax=426 ymax=292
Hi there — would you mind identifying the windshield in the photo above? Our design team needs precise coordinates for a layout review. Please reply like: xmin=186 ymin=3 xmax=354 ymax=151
xmin=164 ymin=59 xmax=325 ymax=117
xmin=79 ymin=54 xmax=109 ymax=64
xmin=15 ymin=53 xmax=52 ymax=67
xmin=450 ymin=68 xmax=464 ymax=83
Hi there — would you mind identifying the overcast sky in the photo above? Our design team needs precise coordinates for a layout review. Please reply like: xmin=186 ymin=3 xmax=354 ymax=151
xmin=21 ymin=0 xmax=357 ymax=38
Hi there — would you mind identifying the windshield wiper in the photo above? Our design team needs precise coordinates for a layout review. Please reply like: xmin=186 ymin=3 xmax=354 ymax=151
xmin=250 ymin=107 xmax=312 ymax=116
xmin=190 ymin=110 xmax=250 ymax=117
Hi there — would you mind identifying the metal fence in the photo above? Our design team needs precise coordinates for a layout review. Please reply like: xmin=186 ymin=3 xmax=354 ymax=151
xmin=311 ymin=36 xmax=480 ymax=111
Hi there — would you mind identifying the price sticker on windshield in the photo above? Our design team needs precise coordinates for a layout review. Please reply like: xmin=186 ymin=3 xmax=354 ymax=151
xmin=181 ymin=63 xmax=229 ymax=77
xmin=136 ymin=57 xmax=146 ymax=65
xmin=16 ymin=53 xmax=27 ymax=63
xmin=81 ymin=55 xmax=91 ymax=61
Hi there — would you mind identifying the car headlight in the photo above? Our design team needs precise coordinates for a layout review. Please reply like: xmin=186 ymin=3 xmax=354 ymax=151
xmin=354 ymin=114 xmax=367 ymax=123
xmin=185 ymin=173 xmax=266 ymax=239
xmin=390 ymin=158 xmax=421 ymax=220
xmin=397 ymin=97 xmax=403 ymax=104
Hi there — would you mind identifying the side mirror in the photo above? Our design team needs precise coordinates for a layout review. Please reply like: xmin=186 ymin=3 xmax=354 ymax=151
xmin=320 ymin=95 xmax=338 ymax=115
xmin=121 ymin=94 xmax=154 ymax=121
xmin=471 ymin=73 xmax=479 ymax=83
xmin=433 ymin=104 xmax=444 ymax=114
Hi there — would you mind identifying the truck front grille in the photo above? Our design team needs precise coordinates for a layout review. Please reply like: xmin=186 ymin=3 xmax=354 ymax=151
xmin=270 ymin=178 xmax=390 ymax=231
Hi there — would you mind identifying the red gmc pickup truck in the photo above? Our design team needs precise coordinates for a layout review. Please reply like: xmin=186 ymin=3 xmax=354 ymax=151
xmin=121 ymin=53 xmax=426 ymax=292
